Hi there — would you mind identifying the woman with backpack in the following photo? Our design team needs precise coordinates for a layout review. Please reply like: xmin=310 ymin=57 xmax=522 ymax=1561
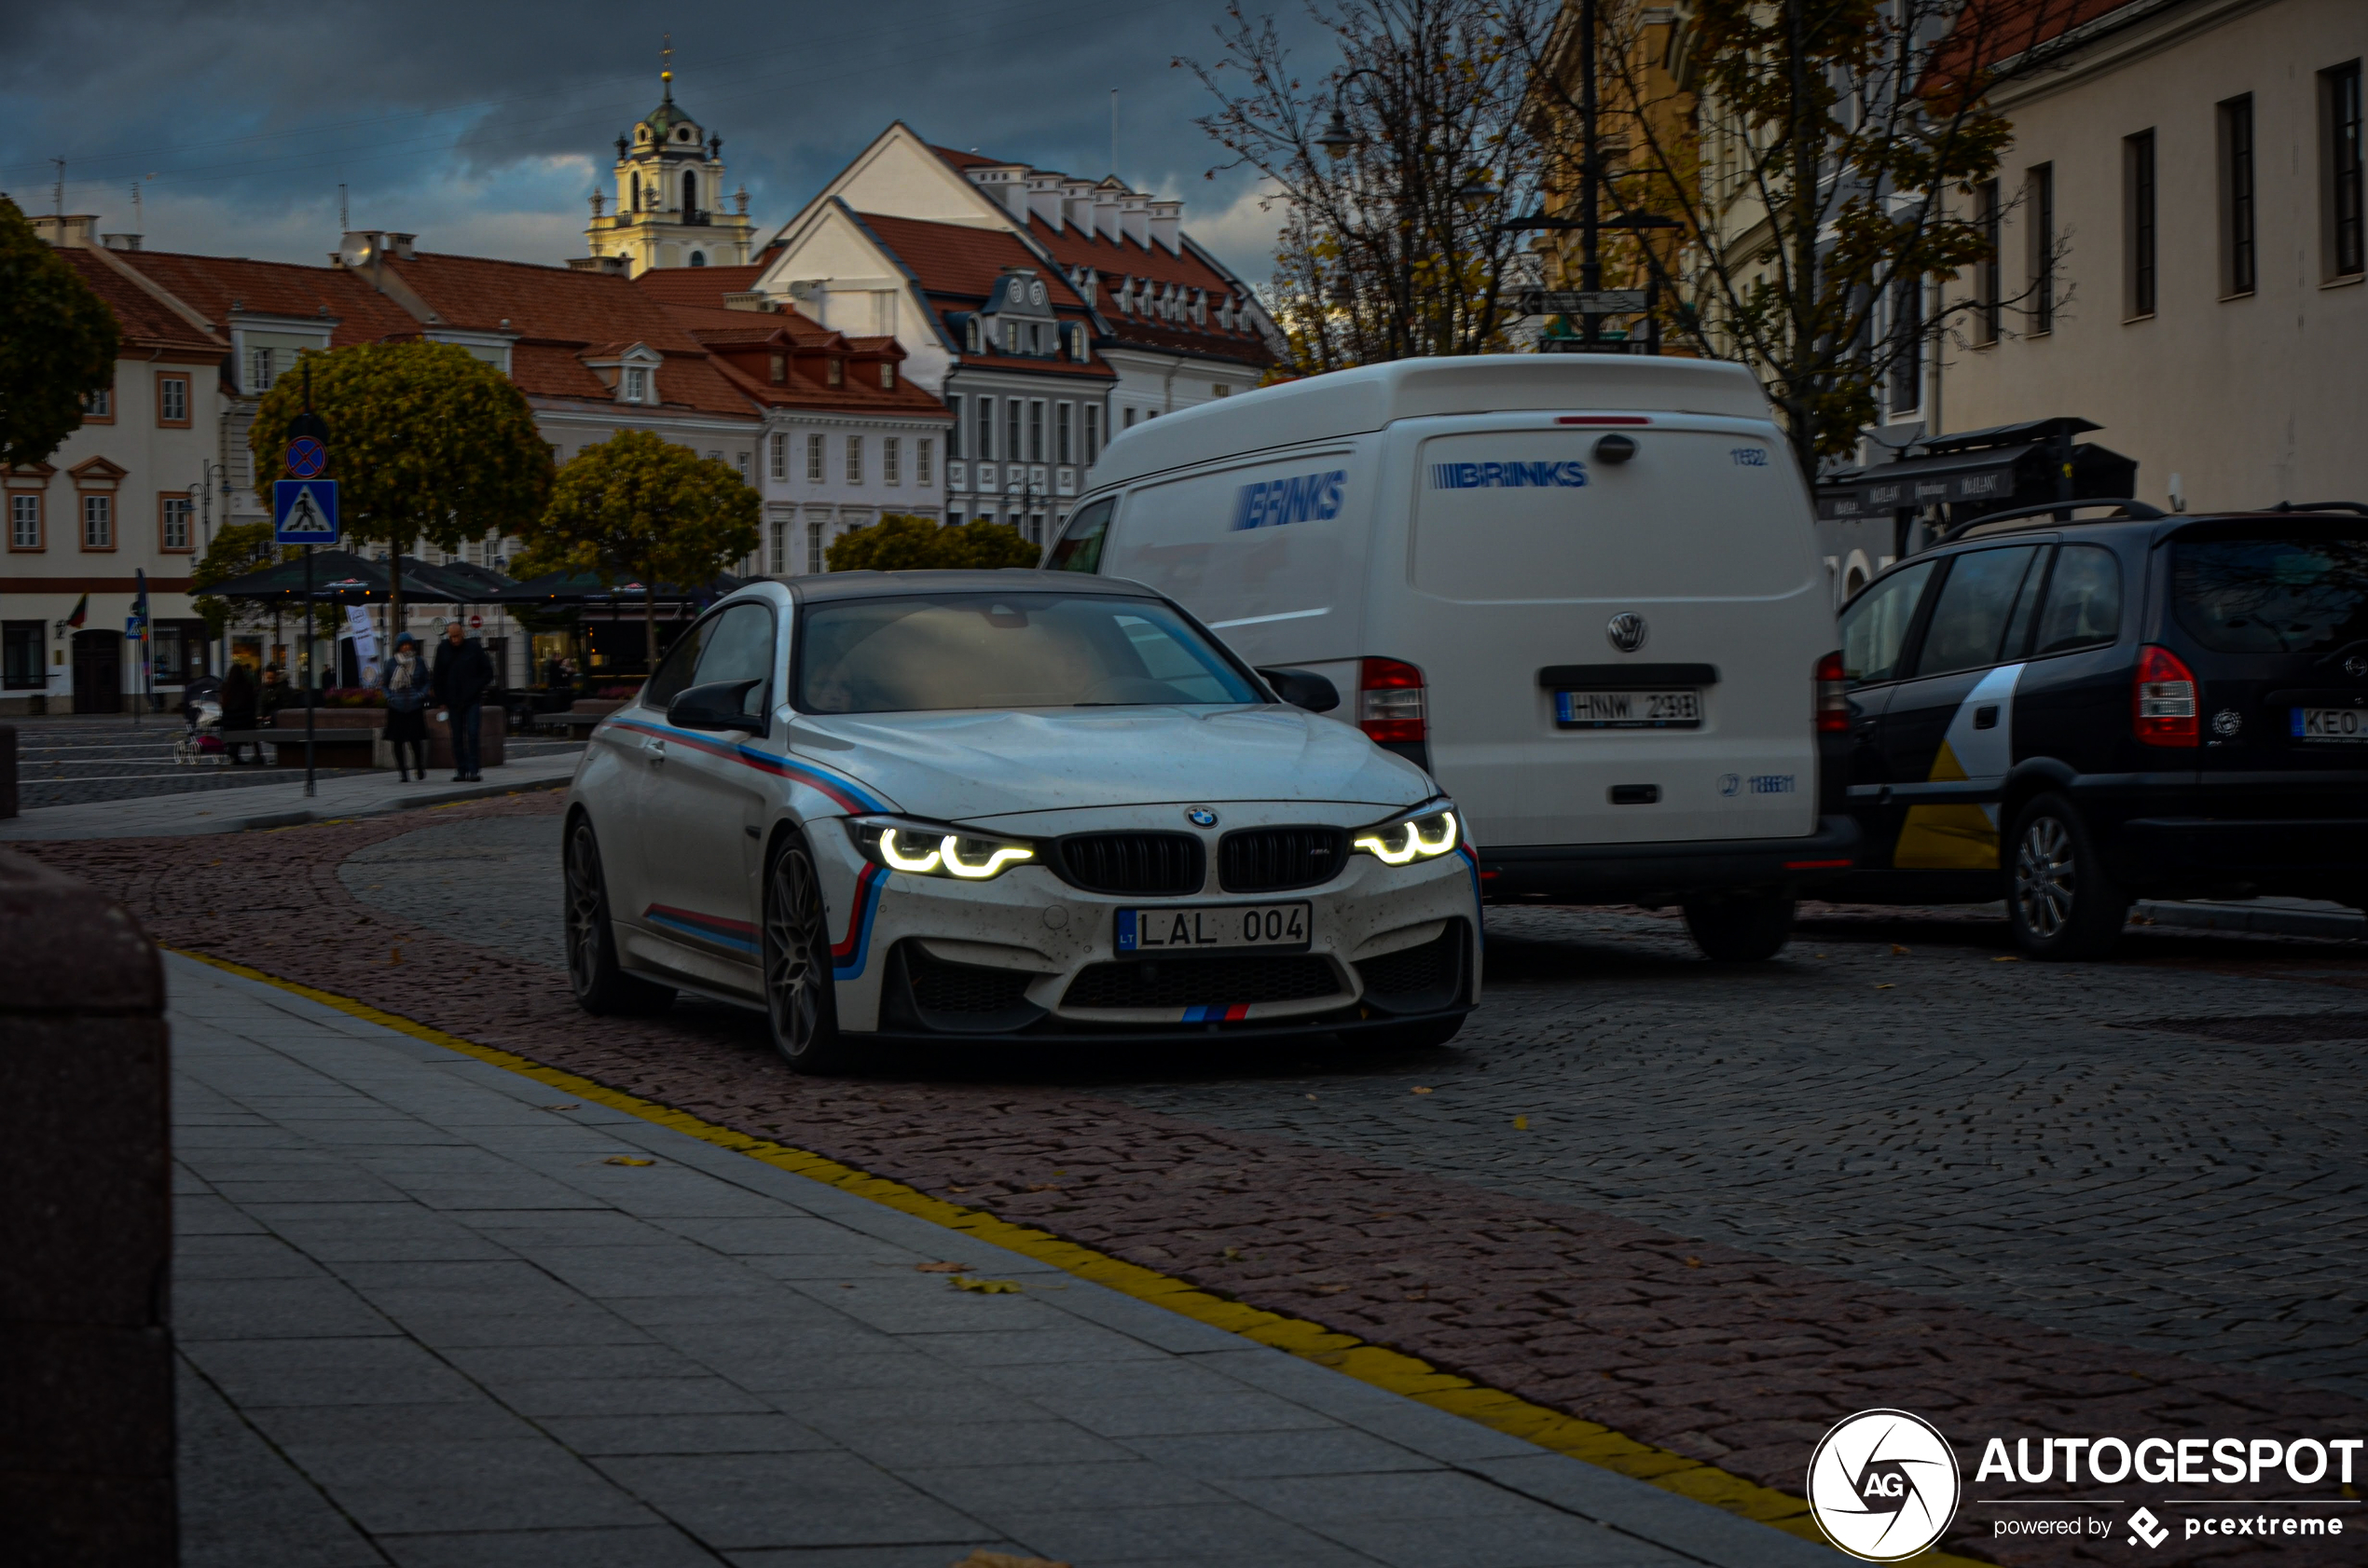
xmin=382 ymin=632 xmax=431 ymax=782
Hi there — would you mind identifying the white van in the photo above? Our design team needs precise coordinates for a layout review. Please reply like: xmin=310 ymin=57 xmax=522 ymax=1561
xmin=1045 ymin=355 xmax=1857 ymax=959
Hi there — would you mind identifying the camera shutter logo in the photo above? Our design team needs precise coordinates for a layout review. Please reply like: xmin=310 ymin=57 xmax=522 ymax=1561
xmin=1805 ymin=1409 xmax=1962 ymax=1561
xmin=1605 ymin=612 xmax=1647 ymax=653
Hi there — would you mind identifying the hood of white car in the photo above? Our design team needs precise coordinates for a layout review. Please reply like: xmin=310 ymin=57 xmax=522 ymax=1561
xmin=786 ymin=706 xmax=1429 ymax=822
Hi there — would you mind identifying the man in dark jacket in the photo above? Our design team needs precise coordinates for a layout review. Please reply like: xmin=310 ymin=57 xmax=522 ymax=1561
xmin=430 ymin=622 xmax=495 ymax=781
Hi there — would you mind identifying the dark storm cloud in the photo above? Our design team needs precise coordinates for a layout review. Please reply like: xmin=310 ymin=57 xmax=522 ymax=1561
xmin=1 ymin=0 xmax=1324 ymax=278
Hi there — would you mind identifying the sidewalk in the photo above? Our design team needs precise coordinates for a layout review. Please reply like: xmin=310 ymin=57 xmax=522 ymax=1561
xmin=169 ymin=955 xmax=1844 ymax=1568
xmin=1 ymin=751 xmax=581 ymax=842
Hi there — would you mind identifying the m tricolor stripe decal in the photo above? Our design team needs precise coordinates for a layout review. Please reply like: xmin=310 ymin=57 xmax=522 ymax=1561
xmin=643 ymin=905 xmax=760 ymax=955
xmin=1181 ymin=1003 xmax=1253 ymax=1023
xmin=606 ymin=715 xmax=889 ymax=814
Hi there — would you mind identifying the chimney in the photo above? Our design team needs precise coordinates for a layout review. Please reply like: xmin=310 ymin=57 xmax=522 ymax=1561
xmin=30 ymin=213 xmax=98 ymax=248
xmin=1146 ymin=199 xmax=1182 ymax=254
xmin=567 ymin=254 xmax=631 ymax=275
xmin=100 ymin=232 xmax=143 ymax=252
xmin=1026 ymin=173 xmax=1065 ymax=228
xmin=382 ymin=232 xmax=417 ymax=260
xmin=1118 ymin=193 xmax=1150 ymax=249
xmin=1093 ymin=186 xmax=1124 ymax=243
xmin=723 ymin=291 xmax=780 ymax=312
xmin=1060 ymin=180 xmax=1097 ymax=233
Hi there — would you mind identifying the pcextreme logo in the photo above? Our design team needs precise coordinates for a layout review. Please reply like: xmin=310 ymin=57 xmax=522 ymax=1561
xmin=1807 ymin=1409 xmax=1962 ymax=1561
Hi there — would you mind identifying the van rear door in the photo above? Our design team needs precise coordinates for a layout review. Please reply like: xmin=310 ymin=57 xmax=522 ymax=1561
xmin=1390 ymin=418 xmax=1829 ymax=848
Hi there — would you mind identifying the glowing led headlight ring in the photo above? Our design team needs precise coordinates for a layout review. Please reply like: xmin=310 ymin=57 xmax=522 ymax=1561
xmin=1354 ymin=809 xmax=1458 ymax=865
xmin=942 ymin=838 xmax=1034 ymax=878
xmin=876 ymin=827 xmax=943 ymax=873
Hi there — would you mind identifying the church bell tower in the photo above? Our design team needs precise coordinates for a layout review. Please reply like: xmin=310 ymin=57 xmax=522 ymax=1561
xmin=584 ymin=40 xmax=755 ymax=276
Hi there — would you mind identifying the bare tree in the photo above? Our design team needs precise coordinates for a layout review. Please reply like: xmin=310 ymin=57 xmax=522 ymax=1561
xmin=1186 ymin=0 xmax=1554 ymax=373
xmin=1506 ymin=0 xmax=2090 ymax=468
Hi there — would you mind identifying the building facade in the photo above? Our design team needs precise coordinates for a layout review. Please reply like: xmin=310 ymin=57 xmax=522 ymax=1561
xmin=582 ymin=68 xmax=758 ymax=276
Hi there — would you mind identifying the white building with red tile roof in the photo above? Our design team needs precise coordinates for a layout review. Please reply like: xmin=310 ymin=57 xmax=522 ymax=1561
xmin=751 ymin=123 xmax=1282 ymax=544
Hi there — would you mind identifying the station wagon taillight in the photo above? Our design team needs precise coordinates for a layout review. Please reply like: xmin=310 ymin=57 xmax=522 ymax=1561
xmin=1357 ymin=657 xmax=1426 ymax=744
xmin=2133 ymin=644 xmax=2199 ymax=747
xmin=1814 ymin=652 xmax=1849 ymax=734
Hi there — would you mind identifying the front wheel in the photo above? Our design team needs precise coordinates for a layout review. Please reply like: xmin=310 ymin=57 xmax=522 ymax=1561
xmin=2006 ymin=793 xmax=2128 ymax=959
xmin=764 ymin=834 xmax=858 ymax=1075
xmin=1681 ymin=888 xmax=1797 ymax=962
xmin=564 ymin=816 xmax=675 ymax=1016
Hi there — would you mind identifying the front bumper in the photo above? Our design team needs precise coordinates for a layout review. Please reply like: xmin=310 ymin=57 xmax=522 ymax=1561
xmin=1475 ymin=815 xmax=1861 ymax=904
xmin=810 ymin=806 xmax=1482 ymax=1037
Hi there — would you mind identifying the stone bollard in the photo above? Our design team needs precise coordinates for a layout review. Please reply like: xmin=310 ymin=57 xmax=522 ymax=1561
xmin=0 ymin=723 xmax=16 ymax=818
xmin=0 ymin=850 xmax=174 ymax=1565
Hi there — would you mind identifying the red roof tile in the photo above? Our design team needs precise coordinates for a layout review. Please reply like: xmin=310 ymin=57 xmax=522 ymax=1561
xmin=115 ymin=250 xmax=420 ymax=347
xmin=632 ymin=263 xmax=768 ymax=304
xmin=638 ymin=281 xmax=953 ymax=420
xmin=55 ymin=251 xmax=223 ymax=358
xmin=853 ymin=213 xmax=1093 ymax=310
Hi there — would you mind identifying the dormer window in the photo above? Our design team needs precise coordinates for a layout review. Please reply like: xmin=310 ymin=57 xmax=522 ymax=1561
xmin=622 ymin=366 xmax=650 ymax=403
xmin=880 ymin=363 xmax=895 ymax=390
xmin=826 ymin=359 xmax=843 ymax=387
xmin=770 ymin=352 xmax=786 ymax=384
xmin=966 ymin=317 xmax=983 ymax=354
xmin=1004 ymin=321 xmax=1018 ymax=353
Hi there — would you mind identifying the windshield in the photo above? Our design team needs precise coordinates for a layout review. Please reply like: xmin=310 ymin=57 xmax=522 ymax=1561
xmin=794 ymin=592 xmax=1263 ymax=714
xmin=2171 ymin=534 xmax=2368 ymax=654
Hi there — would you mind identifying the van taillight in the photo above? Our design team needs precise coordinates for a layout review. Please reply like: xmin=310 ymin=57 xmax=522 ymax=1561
xmin=1814 ymin=652 xmax=1849 ymax=734
xmin=2133 ymin=644 xmax=2199 ymax=747
xmin=1358 ymin=657 xmax=1426 ymax=744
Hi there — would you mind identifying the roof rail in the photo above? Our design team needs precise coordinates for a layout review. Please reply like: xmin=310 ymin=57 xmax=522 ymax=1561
xmin=2265 ymin=501 xmax=2368 ymax=516
xmin=1936 ymin=499 xmax=2165 ymax=543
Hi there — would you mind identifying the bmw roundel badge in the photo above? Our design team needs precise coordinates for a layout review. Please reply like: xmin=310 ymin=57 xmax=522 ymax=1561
xmin=1185 ymin=807 xmax=1219 ymax=828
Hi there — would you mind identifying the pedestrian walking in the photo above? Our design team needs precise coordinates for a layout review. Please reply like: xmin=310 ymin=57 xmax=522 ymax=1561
xmin=430 ymin=621 xmax=494 ymax=782
xmin=382 ymin=633 xmax=431 ymax=782
xmin=219 ymin=662 xmax=260 ymax=764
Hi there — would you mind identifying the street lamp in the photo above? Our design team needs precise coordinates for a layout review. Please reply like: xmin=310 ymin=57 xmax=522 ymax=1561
xmin=1316 ymin=107 xmax=1357 ymax=158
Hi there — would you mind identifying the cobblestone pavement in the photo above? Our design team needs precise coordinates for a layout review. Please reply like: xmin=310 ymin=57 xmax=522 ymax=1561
xmin=33 ymin=793 xmax=2368 ymax=1567
xmin=5 ymin=713 xmax=583 ymax=809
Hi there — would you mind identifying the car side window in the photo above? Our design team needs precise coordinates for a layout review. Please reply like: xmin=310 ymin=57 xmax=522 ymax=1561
xmin=1046 ymin=497 xmax=1114 ymax=573
xmin=1838 ymin=558 xmax=1938 ymax=686
xmin=689 ymin=602 xmax=777 ymax=717
xmin=2031 ymin=544 xmax=2123 ymax=655
xmin=1914 ymin=544 xmax=2045 ymax=678
xmin=644 ymin=616 xmax=713 ymax=709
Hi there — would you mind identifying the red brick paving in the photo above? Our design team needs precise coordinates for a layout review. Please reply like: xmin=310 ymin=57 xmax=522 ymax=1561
xmin=28 ymin=792 xmax=2366 ymax=1567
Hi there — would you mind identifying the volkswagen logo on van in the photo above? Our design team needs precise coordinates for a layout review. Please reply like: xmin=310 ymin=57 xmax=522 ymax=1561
xmin=1605 ymin=612 xmax=1648 ymax=653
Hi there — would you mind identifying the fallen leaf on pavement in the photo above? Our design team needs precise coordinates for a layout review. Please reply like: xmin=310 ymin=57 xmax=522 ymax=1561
xmin=1892 ymin=943 xmax=1910 ymax=955
xmin=542 ymin=1103 xmax=581 ymax=1111
xmin=1874 ymin=983 xmax=1895 ymax=990
xmin=949 ymin=1275 xmax=1023 ymax=1294
xmin=1221 ymin=1245 xmax=1243 ymax=1261
xmin=603 ymin=1156 xmax=654 ymax=1167
xmin=1025 ymin=1182 xmax=1062 ymax=1192
xmin=1686 ymin=1256 xmax=1703 ymax=1268
xmin=1513 ymin=1115 xmax=1529 ymax=1130
xmin=950 ymin=1551 xmax=1072 ymax=1568
xmin=915 ymin=1261 xmax=972 ymax=1273
xmin=1410 ymin=1085 xmax=1434 ymax=1094
xmin=1993 ymin=955 xmax=2022 ymax=962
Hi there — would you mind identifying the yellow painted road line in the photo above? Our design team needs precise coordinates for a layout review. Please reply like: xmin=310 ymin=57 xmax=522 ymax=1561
xmin=174 ymin=949 xmax=1982 ymax=1564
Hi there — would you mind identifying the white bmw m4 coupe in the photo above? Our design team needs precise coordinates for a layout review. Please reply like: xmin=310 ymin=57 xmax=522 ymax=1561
xmin=564 ymin=571 xmax=1480 ymax=1074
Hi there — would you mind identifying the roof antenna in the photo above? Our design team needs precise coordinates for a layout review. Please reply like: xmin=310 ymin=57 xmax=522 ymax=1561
xmin=51 ymin=156 xmax=64 ymax=220
xmin=1109 ymin=89 xmax=1119 ymax=175
xmin=338 ymin=183 xmax=348 ymax=231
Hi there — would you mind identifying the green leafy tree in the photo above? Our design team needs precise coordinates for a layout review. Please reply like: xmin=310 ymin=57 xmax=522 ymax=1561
xmin=189 ymin=521 xmax=282 ymax=638
xmin=517 ymin=430 xmax=760 ymax=667
xmin=0 ymin=196 xmax=122 ymax=466
xmin=825 ymin=515 xmax=1039 ymax=572
xmin=248 ymin=340 xmax=551 ymax=634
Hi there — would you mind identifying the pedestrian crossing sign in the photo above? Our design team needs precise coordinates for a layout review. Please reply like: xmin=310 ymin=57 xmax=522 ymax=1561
xmin=273 ymin=478 xmax=340 ymax=545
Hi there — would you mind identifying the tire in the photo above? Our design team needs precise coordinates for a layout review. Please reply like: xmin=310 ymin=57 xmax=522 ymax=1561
xmin=1681 ymin=888 xmax=1797 ymax=962
xmin=763 ymin=833 xmax=859 ymax=1075
xmin=2006 ymin=792 xmax=2129 ymax=960
xmin=563 ymin=815 xmax=675 ymax=1016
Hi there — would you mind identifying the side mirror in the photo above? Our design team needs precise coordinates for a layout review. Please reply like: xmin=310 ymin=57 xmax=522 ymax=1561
xmin=1258 ymin=667 xmax=1340 ymax=714
xmin=668 ymin=679 xmax=766 ymax=734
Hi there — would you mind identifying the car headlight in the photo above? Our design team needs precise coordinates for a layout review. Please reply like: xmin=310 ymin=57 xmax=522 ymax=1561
xmin=1351 ymin=802 xmax=1460 ymax=865
xmin=847 ymin=817 xmax=1038 ymax=881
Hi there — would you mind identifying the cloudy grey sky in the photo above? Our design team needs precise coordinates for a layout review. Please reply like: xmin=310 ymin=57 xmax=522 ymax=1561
xmin=0 ymin=0 xmax=1316 ymax=282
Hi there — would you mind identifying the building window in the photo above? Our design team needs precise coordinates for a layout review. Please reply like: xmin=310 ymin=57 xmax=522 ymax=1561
xmin=946 ymin=395 xmax=964 ymax=459
xmin=2125 ymin=130 xmax=2157 ymax=318
xmin=976 ymin=396 xmax=995 ymax=460
xmin=827 ymin=359 xmax=844 ymax=388
xmin=884 ymin=436 xmax=901 ymax=486
xmin=768 ymin=517 xmax=787 ymax=575
xmin=683 ymin=170 xmax=698 ymax=214
xmin=2327 ymin=61 xmax=2364 ymax=277
xmin=248 ymin=348 xmax=276 ymax=394
xmin=917 ymin=437 xmax=934 ymax=486
xmin=1124 ymin=406 xmax=1137 ymax=429
xmin=2029 ymin=162 xmax=2056 ymax=334
xmin=846 ymin=435 xmax=862 ymax=485
xmin=806 ymin=433 xmax=825 ymax=483
xmin=1056 ymin=402 xmax=1074 ymax=465
xmin=1083 ymin=404 xmax=1101 ymax=463
xmin=2 ymin=622 xmax=43 ymax=689
xmin=622 ymin=365 xmax=649 ymax=403
xmin=770 ymin=352 xmax=787 ymax=384
xmin=1027 ymin=399 xmax=1045 ymax=463
xmin=159 ymin=494 xmax=193 ymax=552
xmin=2222 ymin=96 xmax=2257 ymax=296
xmin=83 ymin=494 xmax=113 ymax=549
xmin=881 ymin=363 xmax=896 ymax=390
xmin=769 ymin=432 xmax=788 ymax=480
xmin=1888 ymin=278 xmax=1921 ymax=416
xmin=9 ymin=493 xmax=40 ymax=550
xmin=82 ymin=385 xmax=112 ymax=421
xmin=1976 ymin=179 xmax=2002 ymax=343
xmin=1004 ymin=320 xmax=1019 ymax=353
xmin=1007 ymin=400 xmax=1023 ymax=467
xmin=157 ymin=373 xmax=190 ymax=426
xmin=807 ymin=519 xmax=825 ymax=574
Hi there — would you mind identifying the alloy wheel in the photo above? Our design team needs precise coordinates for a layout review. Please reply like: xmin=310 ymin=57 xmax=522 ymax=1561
xmin=2014 ymin=815 xmax=2075 ymax=939
xmin=765 ymin=846 xmax=825 ymax=1058
xmin=565 ymin=821 xmax=608 ymax=995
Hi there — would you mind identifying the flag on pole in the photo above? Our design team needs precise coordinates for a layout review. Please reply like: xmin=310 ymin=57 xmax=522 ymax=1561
xmin=62 ymin=593 xmax=89 ymax=630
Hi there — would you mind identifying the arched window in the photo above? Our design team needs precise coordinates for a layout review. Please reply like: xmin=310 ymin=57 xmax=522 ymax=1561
xmin=689 ymin=252 xmax=707 ymax=267
xmin=630 ymin=173 xmax=641 ymax=212
xmin=682 ymin=171 xmax=698 ymax=213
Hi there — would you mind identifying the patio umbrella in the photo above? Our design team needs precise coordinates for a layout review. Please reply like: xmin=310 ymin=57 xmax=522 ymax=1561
xmin=199 ymin=549 xmax=463 ymax=606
